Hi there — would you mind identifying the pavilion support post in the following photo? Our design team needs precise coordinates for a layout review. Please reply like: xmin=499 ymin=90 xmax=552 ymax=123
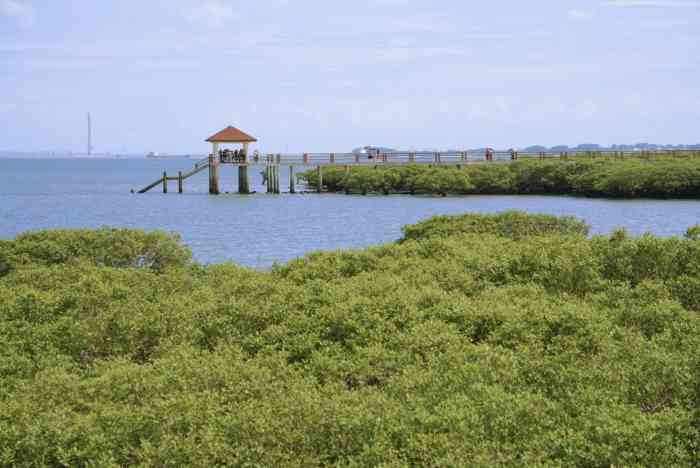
xmin=163 ymin=172 xmax=168 ymax=193
xmin=238 ymin=165 xmax=250 ymax=194
xmin=289 ymin=165 xmax=295 ymax=193
xmin=270 ymin=165 xmax=276 ymax=194
xmin=316 ymin=165 xmax=323 ymax=193
xmin=178 ymin=171 xmax=183 ymax=194
xmin=208 ymin=155 xmax=220 ymax=195
xmin=275 ymin=166 xmax=281 ymax=193
xmin=275 ymin=165 xmax=281 ymax=194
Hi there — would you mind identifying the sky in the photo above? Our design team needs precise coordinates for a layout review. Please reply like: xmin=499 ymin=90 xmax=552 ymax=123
xmin=1 ymin=0 xmax=699 ymax=154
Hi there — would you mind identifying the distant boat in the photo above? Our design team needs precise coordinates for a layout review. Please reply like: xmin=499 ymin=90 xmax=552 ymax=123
xmin=352 ymin=145 xmax=396 ymax=158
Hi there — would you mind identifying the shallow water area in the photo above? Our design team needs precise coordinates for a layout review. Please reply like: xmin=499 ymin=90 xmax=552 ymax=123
xmin=1 ymin=158 xmax=699 ymax=267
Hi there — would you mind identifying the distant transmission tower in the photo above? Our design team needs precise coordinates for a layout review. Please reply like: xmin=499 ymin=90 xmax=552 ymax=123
xmin=87 ymin=112 xmax=93 ymax=156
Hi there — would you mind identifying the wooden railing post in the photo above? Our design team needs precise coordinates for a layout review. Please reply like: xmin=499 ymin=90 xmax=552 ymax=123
xmin=316 ymin=166 xmax=323 ymax=193
xmin=330 ymin=153 xmax=335 ymax=164
xmin=163 ymin=171 xmax=167 ymax=193
xmin=303 ymin=153 xmax=309 ymax=164
xmin=178 ymin=171 xmax=183 ymax=194
xmin=355 ymin=153 xmax=360 ymax=163
xmin=289 ymin=165 xmax=295 ymax=193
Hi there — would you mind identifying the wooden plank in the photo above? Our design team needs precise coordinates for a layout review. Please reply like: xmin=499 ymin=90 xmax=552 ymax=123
xmin=137 ymin=177 xmax=164 ymax=194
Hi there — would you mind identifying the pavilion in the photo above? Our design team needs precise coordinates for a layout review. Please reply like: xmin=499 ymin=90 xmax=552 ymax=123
xmin=206 ymin=126 xmax=257 ymax=163
xmin=205 ymin=126 xmax=257 ymax=195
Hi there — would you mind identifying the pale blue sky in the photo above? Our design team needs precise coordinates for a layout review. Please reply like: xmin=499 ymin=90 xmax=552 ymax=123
xmin=1 ymin=0 xmax=699 ymax=153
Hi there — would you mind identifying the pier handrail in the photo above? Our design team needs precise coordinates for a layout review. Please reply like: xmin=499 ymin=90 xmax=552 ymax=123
xmin=194 ymin=156 xmax=210 ymax=168
xmin=136 ymin=177 xmax=165 ymax=194
xmin=134 ymin=148 xmax=700 ymax=194
xmin=136 ymin=160 xmax=210 ymax=193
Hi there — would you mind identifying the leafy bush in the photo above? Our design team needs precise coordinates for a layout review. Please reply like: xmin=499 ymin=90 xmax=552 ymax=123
xmin=299 ymin=155 xmax=700 ymax=198
xmin=2 ymin=213 xmax=700 ymax=466
xmin=401 ymin=211 xmax=590 ymax=241
xmin=3 ymin=228 xmax=191 ymax=272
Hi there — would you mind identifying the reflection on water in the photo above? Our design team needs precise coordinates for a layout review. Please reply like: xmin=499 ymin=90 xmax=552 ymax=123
xmin=1 ymin=158 xmax=699 ymax=267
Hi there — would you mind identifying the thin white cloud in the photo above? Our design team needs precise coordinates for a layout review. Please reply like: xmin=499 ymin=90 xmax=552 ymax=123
xmin=0 ymin=0 xmax=34 ymax=28
xmin=568 ymin=9 xmax=594 ymax=20
xmin=182 ymin=1 xmax=237 ymax=29
xmin=602 ymin=0 xmax=700 ymax=7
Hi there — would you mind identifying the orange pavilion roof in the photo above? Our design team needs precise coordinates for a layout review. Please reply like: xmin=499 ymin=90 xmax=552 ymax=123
xmin=206 ymin=126 xmax=257 ymax=143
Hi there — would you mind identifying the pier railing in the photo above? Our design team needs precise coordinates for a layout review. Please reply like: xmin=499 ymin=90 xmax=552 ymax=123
xmin=135 ymin=149 xmax=700 ymax=194
xmin=251 ymin=149 xmax=700 ymax=166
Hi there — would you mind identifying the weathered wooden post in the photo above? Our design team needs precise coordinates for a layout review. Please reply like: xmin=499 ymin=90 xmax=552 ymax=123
xmin=238 ymin=148 xmax=251 ymax=194
xmin=274 ymin=165 xmax=281 ymax=194
xmin=238 ymin=165 xmax=250 ymax=194
xmin=265 ymin=155 xmax=272 ymax=194
xmin=303 ymin=153 xmax=309 ymax=165
xmin=330 ymin=153 xmax=335 ymax=164
xmin=289 ymin=166 xmax=295 ymax=193
xmin=316 ymin=165 xmax=323 ymax=193
xmin=208 ymin=154 xmax=220 ymax=195
xmin=409 ymin=152 xmax=415 ymax=163
xmin=163 ymin=171 xmax=168 ymax=193
xmin=178 ymin=171 xmax=183 ymax=194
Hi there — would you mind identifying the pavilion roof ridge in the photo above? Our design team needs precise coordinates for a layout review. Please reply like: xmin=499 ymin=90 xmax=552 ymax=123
xmin=206 ymin=126 xmax=257 ymax=143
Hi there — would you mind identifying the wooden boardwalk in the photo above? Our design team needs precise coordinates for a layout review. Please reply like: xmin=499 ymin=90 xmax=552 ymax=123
xmin=135 ymin=149 xmax=699 ymax=195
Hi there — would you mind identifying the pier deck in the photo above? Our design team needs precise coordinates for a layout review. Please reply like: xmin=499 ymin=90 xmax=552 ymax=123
xmin=134 ymin=149 xmax=699 ymax=195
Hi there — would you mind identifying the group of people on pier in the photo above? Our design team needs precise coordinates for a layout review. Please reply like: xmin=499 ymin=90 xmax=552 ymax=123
xmin=219 ymin=148 xmax=246 ymax=163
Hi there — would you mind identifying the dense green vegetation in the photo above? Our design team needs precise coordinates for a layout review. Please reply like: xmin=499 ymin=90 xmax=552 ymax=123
xmin=300 ymin=155 xmax=700 ymax=197
xmin=2 ymin=213 xmax=700 ymax=466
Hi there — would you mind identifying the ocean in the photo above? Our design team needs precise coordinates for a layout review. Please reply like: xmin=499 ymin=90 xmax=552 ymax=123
xmin=1 ymin=158 xmax=699 ymax=267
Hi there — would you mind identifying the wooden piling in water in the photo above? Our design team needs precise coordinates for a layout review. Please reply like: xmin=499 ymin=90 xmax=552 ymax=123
xmin=238 ymin=165 xmax=250 ymax=194
xmin=163 ymin=172 xmax=168 ymax=193
xmin=266 ymin=163 xmax=271 ymax=193
xmin=289 ymin=165 xmax=295 ymax=193
xmin=208 ymin=155 xmax=220 ymax=195
xmin=273 ymin=165 xmax=279 ymax=194
xmin=178 ymin=171 xmax=183 ymax=193
xmin=316 ymin=166 xmax=322 ymax=193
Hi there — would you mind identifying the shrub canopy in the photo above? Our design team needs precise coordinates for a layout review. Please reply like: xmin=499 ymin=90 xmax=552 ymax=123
xmin=1 ymin=213 xmax=700 ymax=466
xmin=299 ymin=155 xmax=700 ymax=198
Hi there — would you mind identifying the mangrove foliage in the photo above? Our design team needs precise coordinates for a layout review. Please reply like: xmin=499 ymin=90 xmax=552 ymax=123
xmin=2 ymin=213 xmax=700 ymax=465
xmin=300 ymin=154 xmax=700 ymax=198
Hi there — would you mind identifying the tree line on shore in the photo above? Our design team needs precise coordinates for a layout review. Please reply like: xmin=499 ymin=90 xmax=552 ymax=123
xmin=300 ymin=154 xmax=700 ymax=197
xmin=1 ymin=212 xmax=700 ymax=465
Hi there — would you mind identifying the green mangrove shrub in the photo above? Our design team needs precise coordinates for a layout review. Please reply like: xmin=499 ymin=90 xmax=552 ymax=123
xmin=299 ymin=155 xmax=700 ymax=198
xmin=2 ymin=213 xmax=700 ymax=466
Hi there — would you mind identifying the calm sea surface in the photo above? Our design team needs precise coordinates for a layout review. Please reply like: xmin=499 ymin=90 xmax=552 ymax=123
xmin=1 ymin=158 xmax=699 ymax=267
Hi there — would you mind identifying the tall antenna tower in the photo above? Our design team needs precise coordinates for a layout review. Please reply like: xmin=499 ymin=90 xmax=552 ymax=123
xmin=87 ymin=112 xmax=92 ymax=156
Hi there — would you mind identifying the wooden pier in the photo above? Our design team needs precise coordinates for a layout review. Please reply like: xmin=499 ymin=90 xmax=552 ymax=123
xmin=134 ymin=126 xmax=700 ymax=194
